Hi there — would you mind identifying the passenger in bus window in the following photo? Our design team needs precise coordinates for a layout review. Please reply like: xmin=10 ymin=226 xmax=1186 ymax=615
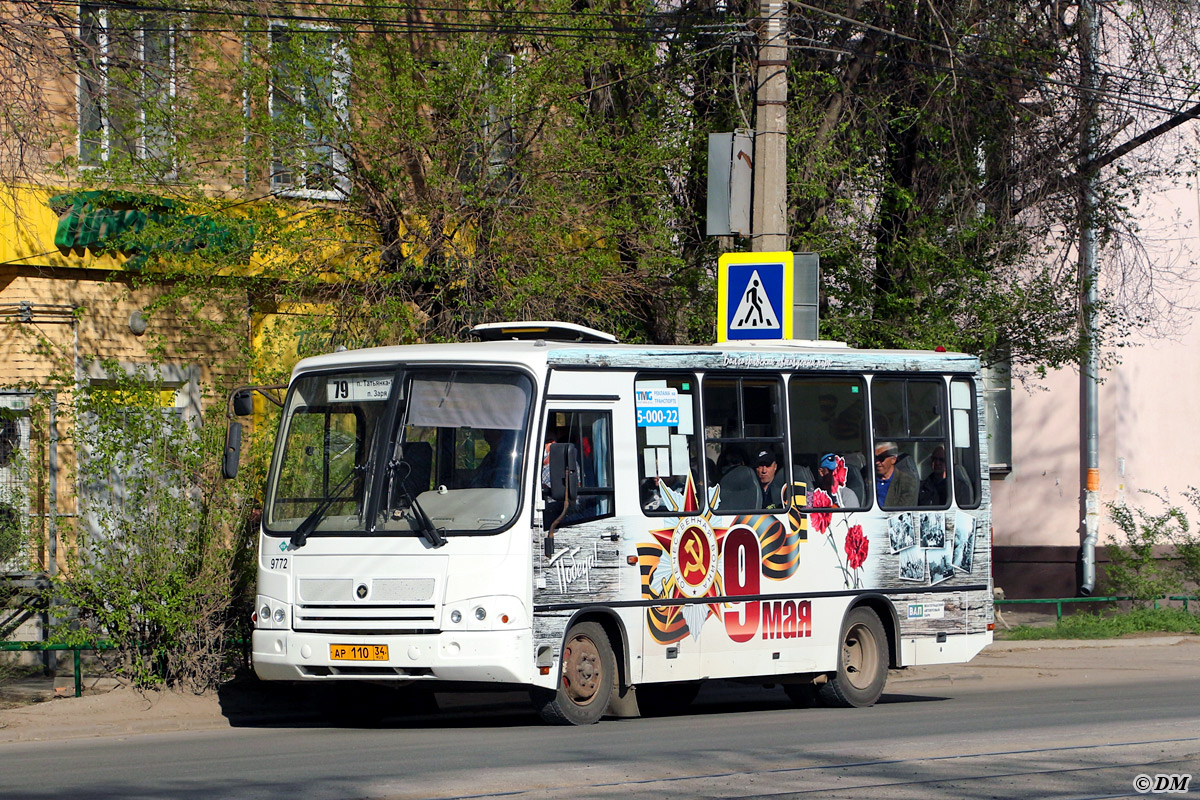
xmin=472 ymin=428 xmax=519 ymax=489
xmin=540 ymin=427 xmax=561 ymax=496
xmin=754 ymin=448 xmax=786 ymax=509
xmin=918 ymin=445 xmax=949 ymax=506
xmin=817 ymin=453 xmax=859 ymax=508
xmin=875 ymin=442 xmax=917 ymax=508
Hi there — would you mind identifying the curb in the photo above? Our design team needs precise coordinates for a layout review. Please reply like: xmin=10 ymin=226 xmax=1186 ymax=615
xmin=985 ymin=634 xmax=1200 ymax=651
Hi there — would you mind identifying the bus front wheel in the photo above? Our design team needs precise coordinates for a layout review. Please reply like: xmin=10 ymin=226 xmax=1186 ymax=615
xmin=535 ymin=621 xmax=617 ymax=725
xmin=818 ymin=607 xmax=888 ymax=708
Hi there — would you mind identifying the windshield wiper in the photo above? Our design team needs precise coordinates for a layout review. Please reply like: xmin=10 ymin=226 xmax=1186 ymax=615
xmin=289 ymin=466 xmax=362 ymax=549
xmin=388 ymin=458 xmax=447 ymax=549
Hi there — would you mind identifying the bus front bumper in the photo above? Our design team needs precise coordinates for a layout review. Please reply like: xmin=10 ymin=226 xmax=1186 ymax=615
xmin=252 ymin=628 xmax=534 ymax=684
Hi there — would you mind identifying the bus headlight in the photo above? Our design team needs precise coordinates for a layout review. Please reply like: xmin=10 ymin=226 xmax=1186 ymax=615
xmin=450 ymin=610 xmax=462 ymax=624
xmin=273 ymin=608 xmax=286 ymax=624
xmin=260 ymin=604 xmax=271 ymax=624
xmin=474 ymin=607 xmax=487 ymax=621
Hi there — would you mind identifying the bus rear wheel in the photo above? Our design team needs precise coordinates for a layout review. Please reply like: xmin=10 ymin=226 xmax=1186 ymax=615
xmin=818 ymin=607 xmax=888 ymax=708
xmin=535 ymin=621 xmax=616 ymax=725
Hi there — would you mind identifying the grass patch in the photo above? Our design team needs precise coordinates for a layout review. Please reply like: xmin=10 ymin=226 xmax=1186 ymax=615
xmin=1001 ymin=606 xmax=1200 ymax=640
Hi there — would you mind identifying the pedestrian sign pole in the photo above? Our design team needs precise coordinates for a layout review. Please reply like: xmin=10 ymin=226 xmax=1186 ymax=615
xmin=717 ymin=251 xmax=794 ymax=342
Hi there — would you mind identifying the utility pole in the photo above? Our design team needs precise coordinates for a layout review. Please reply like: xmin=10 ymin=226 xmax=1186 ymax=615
xmin=1079 ymin=0 xmax=1100 ymax=595
xmin=751 ymin=0 xmax=788 ymax=252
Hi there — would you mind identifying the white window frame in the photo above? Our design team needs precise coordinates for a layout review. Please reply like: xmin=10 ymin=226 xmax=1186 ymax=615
xmin=76 ymin=4 xmax=177 ymax=171
xmin=267 ymin=21 xmax=350 ymax=201
xmin=483 ymin=52 xmax=516 ymax=178
xmin=78 ymin=362 xmax=201 ymax=544
xmin=0 ymin=393 xmax=34 ymax=573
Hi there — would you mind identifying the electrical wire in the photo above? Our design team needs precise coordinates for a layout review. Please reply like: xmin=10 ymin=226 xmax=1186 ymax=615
xmin=49 ymin=0 xmax=1200 ymax=154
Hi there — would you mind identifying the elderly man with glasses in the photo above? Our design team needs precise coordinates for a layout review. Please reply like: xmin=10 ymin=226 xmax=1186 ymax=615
xmin=874 ymin=441 xmax=917 ymax=508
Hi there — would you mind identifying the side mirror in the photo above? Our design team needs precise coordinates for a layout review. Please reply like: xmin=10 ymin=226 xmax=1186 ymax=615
xmin=222 ymin=421 xmax=243 ymax=479
xmin=548 ymin=442 xmax=578 ymax=503
xmin=232 ymin=390 xmax=255 ymax=417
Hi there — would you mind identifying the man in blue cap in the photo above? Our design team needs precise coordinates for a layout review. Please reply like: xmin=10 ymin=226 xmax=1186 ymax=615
xmin=817 ymin=452 xmax=860 ymax=507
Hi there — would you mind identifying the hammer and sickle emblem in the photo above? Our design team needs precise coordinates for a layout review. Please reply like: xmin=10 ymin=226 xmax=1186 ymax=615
xmin=682 ymin=537 xmax=705 ymax=578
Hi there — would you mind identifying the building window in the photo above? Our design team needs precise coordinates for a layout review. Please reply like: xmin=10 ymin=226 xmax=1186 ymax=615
xmin=269 ymin=25 xmax=349 ymax=199
xmin=483 ymin=52 xmax=517 ymax=183
xmin=78 ymin=4 xmax=176 ymax=169
xmin=0 ymin=396 xmax=32 ymax=572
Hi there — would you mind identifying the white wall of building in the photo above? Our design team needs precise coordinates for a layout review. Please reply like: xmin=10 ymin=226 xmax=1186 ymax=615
xmin=993 ymin=165 xmax=1200 ymax=563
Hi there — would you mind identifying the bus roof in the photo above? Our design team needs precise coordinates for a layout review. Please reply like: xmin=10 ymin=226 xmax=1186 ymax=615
xmin=290 ymin=329 xmax=979 ymax=380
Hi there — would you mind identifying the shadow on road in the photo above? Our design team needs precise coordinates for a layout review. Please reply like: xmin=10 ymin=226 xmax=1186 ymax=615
xmin=215 ymin=673 xmax=950 ymax=730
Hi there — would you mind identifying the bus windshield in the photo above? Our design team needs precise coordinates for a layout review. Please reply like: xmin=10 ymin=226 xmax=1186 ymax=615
xmin=264 ymin=367 xmax=533 ymax=538
xmin=378 ymin=369 xmax=533 ymax=535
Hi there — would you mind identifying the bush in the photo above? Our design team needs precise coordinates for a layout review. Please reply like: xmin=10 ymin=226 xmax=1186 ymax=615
xmin=0 ymin=504 xmax=21 ymax=564
xmin=1105 ymin=494 xmax=1187 ymax=605
xmin=50 ymin=364 xmax=259 ymax=691
xmin=1176 ymin=489 xmax=1200 ymax=591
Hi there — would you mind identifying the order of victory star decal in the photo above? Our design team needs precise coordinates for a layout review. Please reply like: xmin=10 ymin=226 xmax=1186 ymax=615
xmin=642 ymin=474 xmax=733 ymax=643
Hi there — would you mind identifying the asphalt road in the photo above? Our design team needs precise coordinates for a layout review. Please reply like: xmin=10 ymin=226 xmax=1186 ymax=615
xmin=1 ymin=638 xmax=1198 ymax=800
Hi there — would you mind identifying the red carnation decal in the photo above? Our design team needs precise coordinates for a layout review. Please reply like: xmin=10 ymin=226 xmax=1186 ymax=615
xmin=844 ymin=524 xmax=869 ymax=571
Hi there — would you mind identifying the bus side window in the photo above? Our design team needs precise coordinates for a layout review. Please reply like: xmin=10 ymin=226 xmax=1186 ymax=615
xmin=634 ymin=374 xmax=701 ymax=513
xmin=543 ymin=410 xmax=614 ymax=526
xmin=788 ymin=376 xmax=869 ymax=510
xmin=871 ymin=377 xmax=950 ymax=510
xmin=951 ymin=377 xmax=982 ymax=508
xmin=702 ymin=376 xmax=786 ymax=512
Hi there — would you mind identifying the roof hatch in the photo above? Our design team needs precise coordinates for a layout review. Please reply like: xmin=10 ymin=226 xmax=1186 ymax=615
xmin=469 ymin=321 xmax=618 ymax=344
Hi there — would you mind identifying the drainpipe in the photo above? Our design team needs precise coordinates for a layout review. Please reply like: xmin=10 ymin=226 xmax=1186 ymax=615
xmin=1079 ymin=0 xmax=1100 ymax=595
xmin=47 ymin=397 xmax=57 ymax=579
xmin=44 ymin=397 xmax=58 ymax=675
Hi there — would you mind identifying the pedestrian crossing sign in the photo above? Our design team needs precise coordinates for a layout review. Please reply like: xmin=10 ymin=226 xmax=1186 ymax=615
xmin=717 ymin=251 xmax=794 ymax=341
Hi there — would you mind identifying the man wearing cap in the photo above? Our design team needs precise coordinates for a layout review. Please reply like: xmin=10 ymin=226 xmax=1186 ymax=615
xmin=754 ymin=448 xmax=785 ymax=509
xmin=875 ymin=441 xmax=917 ymax=508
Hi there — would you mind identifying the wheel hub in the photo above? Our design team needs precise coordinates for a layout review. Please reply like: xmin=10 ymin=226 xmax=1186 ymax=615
xmin=562 ymin=635 xmax=602 ymax=705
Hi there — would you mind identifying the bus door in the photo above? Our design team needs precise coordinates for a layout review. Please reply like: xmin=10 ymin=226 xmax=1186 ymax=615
xmin=631 ymin=372 xmax=707 ymax=684
xmin=532 ymin=395 xmax=626 ymax=673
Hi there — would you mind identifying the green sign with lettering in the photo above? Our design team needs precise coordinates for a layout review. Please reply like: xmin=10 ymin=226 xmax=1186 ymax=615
xmin=49 ymin=191 xmax=252 ymax=268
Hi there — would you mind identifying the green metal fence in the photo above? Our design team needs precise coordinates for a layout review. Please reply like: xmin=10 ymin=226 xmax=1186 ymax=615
xmin=0 ymin=641 xmax=114 ymax=698
xmin=995 ymin=595 xmax=1199 ymax=621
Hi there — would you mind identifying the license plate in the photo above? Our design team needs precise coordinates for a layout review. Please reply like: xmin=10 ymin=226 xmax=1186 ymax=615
xmin=330 ymin=644 xmax=389 ymax=661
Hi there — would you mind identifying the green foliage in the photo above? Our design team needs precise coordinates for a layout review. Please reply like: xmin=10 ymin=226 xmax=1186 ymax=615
xmin=1176 ymin=488 xmax=1200 ymax=590
xmin=69 ymin=0 xmax=711 ymax=346
xmin=0 ymin=407 xmax=30 ymax=569
xmin=40 ymin=0 xmax=1200 ymax=361
xmin=0 ymin=507 xmax=20 ymax=565
xmin=49 ymin=363 xmax=259 ymax=691
xmin=1002 ymin=606 xmax=1200 ymax=640
xmin=1104 ymin=490 xmax=1200 ymax=605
